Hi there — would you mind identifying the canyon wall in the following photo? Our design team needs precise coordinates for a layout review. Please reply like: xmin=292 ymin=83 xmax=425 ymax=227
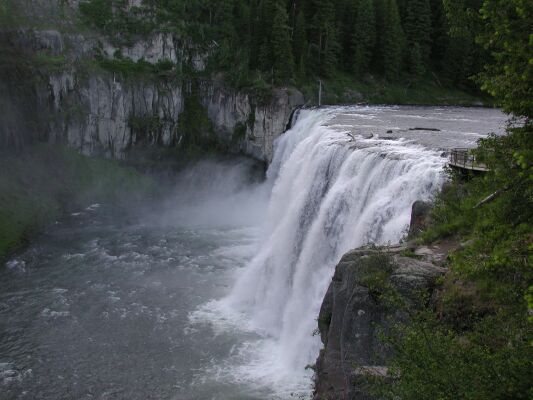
xmin=0 ymin=3 xmax=303 ymax=162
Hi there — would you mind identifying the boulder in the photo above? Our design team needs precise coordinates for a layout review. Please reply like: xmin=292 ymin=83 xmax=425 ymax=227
xmin=314 ymin=247 xmax=445 ymax=400
xmin=408 ymin=200 xmax=432 ymax=238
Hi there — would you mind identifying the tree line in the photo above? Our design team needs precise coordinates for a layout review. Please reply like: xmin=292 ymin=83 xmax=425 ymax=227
xmin=81 ymin=0 xmax=486 ymax=88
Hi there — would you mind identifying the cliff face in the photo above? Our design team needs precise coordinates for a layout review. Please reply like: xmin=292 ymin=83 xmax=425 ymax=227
xmin=0 ymin=14 xmax=303 ymax=162
xmin=314 ymin=244 xmax=446 ymax=400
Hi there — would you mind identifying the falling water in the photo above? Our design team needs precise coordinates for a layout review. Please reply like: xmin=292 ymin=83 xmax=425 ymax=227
xmin=2 ymin=105 xmax=505 ymax=400
xmin=203 ymin=107 xmax=456 ymax=395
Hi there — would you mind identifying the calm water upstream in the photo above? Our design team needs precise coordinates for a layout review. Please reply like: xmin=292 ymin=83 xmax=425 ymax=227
xmin=0 ymin=106 xmax=507 ymax=400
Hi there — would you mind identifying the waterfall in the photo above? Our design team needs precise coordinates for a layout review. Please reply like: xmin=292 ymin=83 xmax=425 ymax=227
xmin=202 ymin=107 xmax=447 ymax=394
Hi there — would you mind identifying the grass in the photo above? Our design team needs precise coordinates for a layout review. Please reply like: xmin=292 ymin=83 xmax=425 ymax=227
xmin=0 ymin=144 xmax=158 ymax=259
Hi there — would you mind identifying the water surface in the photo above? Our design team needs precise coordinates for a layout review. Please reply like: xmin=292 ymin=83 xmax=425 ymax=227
xmin=0 ymin=106 xmax=507 ymax=400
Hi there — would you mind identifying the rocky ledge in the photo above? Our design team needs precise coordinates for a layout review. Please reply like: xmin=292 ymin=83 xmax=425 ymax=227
xmin=314 ymin=204 xmax=450 ymax=400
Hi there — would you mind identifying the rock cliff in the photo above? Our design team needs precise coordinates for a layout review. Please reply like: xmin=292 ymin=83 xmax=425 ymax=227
xmin=314 ymin=243 xmax=446 ymax=400
xmin=0 ymin=4 xmax=303 ymax=162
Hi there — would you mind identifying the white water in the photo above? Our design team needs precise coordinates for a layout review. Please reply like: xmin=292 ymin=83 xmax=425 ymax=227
xmin=192 ymin=106 xmax=506 ymax=397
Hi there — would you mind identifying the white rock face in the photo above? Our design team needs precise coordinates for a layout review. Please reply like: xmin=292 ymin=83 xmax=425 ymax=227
xmin=202 ymin=84 xmax=303 ymax=162
xmin=47 ymin=72 xmax=184 ymax=158
xmin=44 ymin=71 xmax=302 ymax=161
xmin=2 ymin=26 xmax=304 ymax=162
xmin=104 ymin=33 xmax=178 ymax=64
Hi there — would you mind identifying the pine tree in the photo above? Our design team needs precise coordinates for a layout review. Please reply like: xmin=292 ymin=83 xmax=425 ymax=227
xmin=408 ymin=42 xmax=425 ymax=78
xmin=271 ymin=3 xmax=295 ymax=83
xmin=403 ymin=0 xmax=432 ymax=66
xmin=429 ymin=0 xmax=448 ymax=71
xmin=256 ymin=0 xmax=278 ymax=72
xmin=310 ymin=0 xmax=340 ymax=77
xmin=382 ymin=0 xmax=404 ymax=80
xmin=373 ymin=0 xmax=387 ymax=74
xmin=322 ymin=23 xmax=341 ymax=77
xmin=215 ymin=0 xmax=235 ymax=38
xmin=339 ymin=0 xmax=360 ymax=69
xmin=292 ymin=10 xmax=308 ymax=77
xmin=351 ymin=0 xmax=375 ymax=75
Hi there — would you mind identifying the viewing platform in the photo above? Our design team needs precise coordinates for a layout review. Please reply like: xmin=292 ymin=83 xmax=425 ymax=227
xmin=448 ymin=148 xmax=489 ymax=172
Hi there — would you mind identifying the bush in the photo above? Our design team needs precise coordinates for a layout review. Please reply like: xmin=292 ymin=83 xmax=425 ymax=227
xmin=79 ymin=0 xmax=113 ymax=30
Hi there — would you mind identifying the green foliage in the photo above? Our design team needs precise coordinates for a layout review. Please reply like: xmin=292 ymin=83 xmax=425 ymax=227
xmin=372 ymin=311 xmax=532 ymax=400
xmin=441 ymin=0 xmax=487 ymax=86
xmin=351 ymin=0 xmax=376 ymax=76
xmin=32 ymin=53 xmax=68 ymax=72
xmin=271 ymin=3 xmax=294 ymax=84
xmin=476 ymin=0 xmax=533 ymax=117
xmin=359 ymin=250 xmax=396 ymax=301
xmin=404 ymin=0 xmax=432 ymax=67
xmin=293 ymin=11 xmax=308 ymax=78
xmin=128 ymin=115 xmax=163 ymax=144
xmin=374 ymin=61 xmax=532 ymax=400
xmin=79 ymin=0 xmax=113 ymax=30
xmin=0 ymin=144 xmax=157 ymax=259
xmin=232 ymin=122 xmax=247 ymax=143
xmin=176 ymin=87 xmax=219 ymax=154
xmin=382 ymin=0 xmax=404 ymax=80
xmin=72 ymin=0 xmax=495 ymax=101
xmin=369 ymin=2 xmax=533 ymax=394
xmin=408 ymin=42 xmax=425 ymax=78
xmin=97 ymin=57 xmax=175 ymax=78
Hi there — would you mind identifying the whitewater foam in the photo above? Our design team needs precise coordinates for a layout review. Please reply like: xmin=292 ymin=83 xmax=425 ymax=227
xmin=192 ymin=106 xmax=505 ymax=397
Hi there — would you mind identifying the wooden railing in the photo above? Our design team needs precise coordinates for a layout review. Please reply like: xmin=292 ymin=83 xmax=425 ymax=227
xmin=449 ymin=148 xmax=489 ymax=172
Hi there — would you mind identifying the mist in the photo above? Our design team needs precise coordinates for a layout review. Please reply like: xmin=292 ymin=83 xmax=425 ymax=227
xmin=145 ymin=157 xmax=270 ymax=229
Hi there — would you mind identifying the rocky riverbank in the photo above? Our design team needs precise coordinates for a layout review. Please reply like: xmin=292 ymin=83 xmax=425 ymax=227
xmin=314 ymin=202 xmax=456 ymax=400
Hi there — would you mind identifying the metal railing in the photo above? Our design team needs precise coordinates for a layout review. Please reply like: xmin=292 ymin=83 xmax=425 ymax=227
xmin=449 ymin=148 xmax=489 ymax=172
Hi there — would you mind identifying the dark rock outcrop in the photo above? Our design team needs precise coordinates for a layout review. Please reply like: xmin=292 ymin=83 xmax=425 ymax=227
xmin=408 ymin=200 xmax=432 ymax=238
xmin=314 ymin=246 xmax=445 ymax=400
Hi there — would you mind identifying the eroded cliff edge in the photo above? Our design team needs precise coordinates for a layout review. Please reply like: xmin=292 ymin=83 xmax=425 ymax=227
xmin=314 ymin=202 xmax=448 ymax=400
xmin=0 ymin=3 xmax=303 ymax=162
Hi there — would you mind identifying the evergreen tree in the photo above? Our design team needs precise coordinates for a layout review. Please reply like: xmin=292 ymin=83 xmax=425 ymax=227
xmin=215 ymin=0 xmax=235 ymax=38
xmin=311 ymin=0 xmax=340 ymax=77
xmin=271 ymin=3 xmax=295 ymax=83
xmin=443 ymin=0 xmax=488 ymax=86
xmin=382 ymin=0 xmax=404 ymax=80
xmin=292 ymin=10 xmax=308 ymax=77
xmin=339 ymin=0 xmax=360 ymax=69
xmin=351 ymin=0 xmax=376 ymax=75
xmin=403 ymin=0 xmax=432 ymax=67
xmin=373 ymin=0 xmax=387 ymax=74
xmin=429 ymin=0 xmax=448 ymax=71
xmin=408 ymin=42 xmax=425 ymax=78
xmin=256 ymin=0 xmax=278 ymax=72
xmin=477 ymin=0 xmax=533 ymax=117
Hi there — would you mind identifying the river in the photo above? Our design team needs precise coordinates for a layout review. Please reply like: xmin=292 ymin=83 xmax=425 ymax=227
xmin=0 ymin=106 xmax=506 ymax=399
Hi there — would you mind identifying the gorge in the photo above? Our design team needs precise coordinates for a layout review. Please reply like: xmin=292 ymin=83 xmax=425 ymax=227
xmin=0 ymin=106 xmax=506 ymax=399
xmin=2 ymin=0 xmax=530 ymax=399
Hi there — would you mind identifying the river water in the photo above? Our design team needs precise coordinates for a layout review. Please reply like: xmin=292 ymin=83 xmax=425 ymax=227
xmin=0 ymin=106 xmax=506 ymax=400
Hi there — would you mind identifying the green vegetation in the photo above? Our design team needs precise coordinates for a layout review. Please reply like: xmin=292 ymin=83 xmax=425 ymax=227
xmin=176 ymin=87 xmax=220 ymax=155
xmin=359 ymin=250 xmax=396 ymax=303
xmin=74 ymin=0 xmax=491 ymax=104
xmin=0 ymin=145 xmax=157 ymax=259
xmin=370 ymin=0 xmax=533 ymax=398
xmin=299 ymin=72 xmax=487 ymax=106
xmin=32 ymin=53 xmax=68 ymax=72
xmin=97 ymin=57 xmax=175 ymax=78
